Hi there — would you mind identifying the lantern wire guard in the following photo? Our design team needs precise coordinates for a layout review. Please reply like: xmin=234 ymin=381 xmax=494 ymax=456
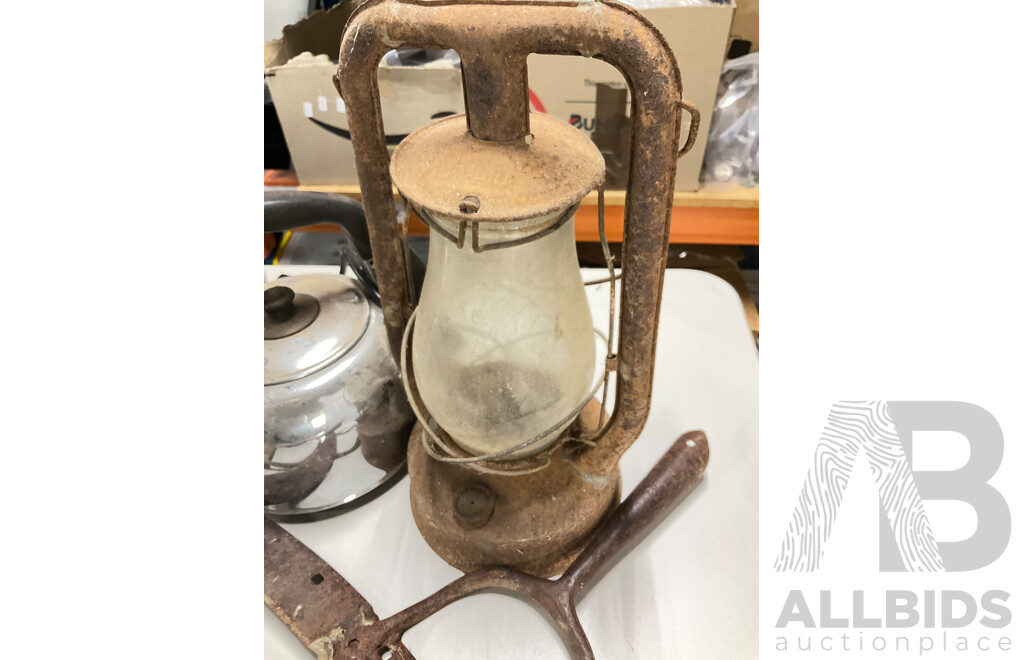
xmin=397 ymin=199 xmax=418 ymax=307
xmin=398 ymin=187 xmax=618 ymax=476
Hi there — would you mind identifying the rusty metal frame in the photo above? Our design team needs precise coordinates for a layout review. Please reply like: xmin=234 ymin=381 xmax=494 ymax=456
xmin=335 ymin=0 xmax=688 ymax=477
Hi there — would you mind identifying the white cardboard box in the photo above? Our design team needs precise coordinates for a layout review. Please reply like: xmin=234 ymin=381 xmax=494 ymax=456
xmin=266 ymin=53 xmax=465 ymax=186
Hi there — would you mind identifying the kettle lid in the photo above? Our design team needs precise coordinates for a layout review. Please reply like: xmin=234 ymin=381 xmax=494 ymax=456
xmin=263 ymin=274 xmax=370 ymax=385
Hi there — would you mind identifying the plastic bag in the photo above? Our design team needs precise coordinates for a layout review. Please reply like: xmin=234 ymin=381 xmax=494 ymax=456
xmin=703 ymin=52 xmax=758 ymax=187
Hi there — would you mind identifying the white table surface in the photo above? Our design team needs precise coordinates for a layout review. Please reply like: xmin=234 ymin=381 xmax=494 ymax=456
xmin=265 ymin=267 xmax=759 ymax=660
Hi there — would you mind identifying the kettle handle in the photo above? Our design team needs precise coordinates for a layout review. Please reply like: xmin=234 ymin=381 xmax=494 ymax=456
xmin=264 ymin=190 xmax=373 ymax=260
xmin=263 ymin=190 xmax=381 ymax=301
xmin=263 ymin=190 xmax=427 ymax=303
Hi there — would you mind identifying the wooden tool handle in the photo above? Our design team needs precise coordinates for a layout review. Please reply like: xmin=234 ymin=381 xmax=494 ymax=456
xmin=560 ymin=430 xmax=710 ymax=595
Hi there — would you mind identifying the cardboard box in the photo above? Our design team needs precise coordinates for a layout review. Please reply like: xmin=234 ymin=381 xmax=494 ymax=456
xmin=265 ymin=3 xmax=465 ymax=186
xmin=266 ymin=53 xmax=465 ymax=186
xmin=264 ymin=2 xmax=357 ymax=71
xmin=731 ymin=0 xmax=758 ymax=54
xmin=265 ymin=1 xmax=734 ymax=191
xmin=527 ymin=2 xmax=735 ymax=191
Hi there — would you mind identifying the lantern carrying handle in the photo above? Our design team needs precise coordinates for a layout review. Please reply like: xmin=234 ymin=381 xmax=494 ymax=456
xmin=336 ymin=0 xmax=690 ymax=477
xmin=678 ymin=98 xmax=702 ymax=158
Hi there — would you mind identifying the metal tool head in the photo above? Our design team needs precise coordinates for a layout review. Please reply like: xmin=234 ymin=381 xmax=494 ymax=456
xmin=266 ymin=431 xmax=709 ymax=660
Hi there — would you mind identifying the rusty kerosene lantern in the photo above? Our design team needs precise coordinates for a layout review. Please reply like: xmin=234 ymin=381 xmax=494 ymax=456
xmin=334 ymin=0 xmax=700 ymax=577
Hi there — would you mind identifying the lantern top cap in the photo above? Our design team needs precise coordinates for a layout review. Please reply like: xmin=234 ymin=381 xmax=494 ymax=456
xmin=390 ymin=113 xmax=605 ymax=224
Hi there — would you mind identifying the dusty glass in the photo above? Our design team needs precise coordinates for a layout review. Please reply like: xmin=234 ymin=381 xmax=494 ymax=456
xmin=412 ymin=210 xmax=595 ymax=457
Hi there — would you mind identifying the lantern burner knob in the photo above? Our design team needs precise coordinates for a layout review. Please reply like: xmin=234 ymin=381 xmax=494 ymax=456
xmin=453 ymin=484 xmax=495 ymax=528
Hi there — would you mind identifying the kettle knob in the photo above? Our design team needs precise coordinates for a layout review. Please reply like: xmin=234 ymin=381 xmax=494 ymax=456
xmin=265 ymin=286 xmax=297 ymax=322
xmin=265 ymin=285 xmax=320 ymax=340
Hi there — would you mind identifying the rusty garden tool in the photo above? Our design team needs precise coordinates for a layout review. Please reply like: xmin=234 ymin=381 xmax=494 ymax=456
xmin=265 ymin=430 xmax=709 ymax=660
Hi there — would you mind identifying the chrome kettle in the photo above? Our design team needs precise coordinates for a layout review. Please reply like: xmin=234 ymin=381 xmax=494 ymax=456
xmin=263 ymin=191 xmax=419 ymax=515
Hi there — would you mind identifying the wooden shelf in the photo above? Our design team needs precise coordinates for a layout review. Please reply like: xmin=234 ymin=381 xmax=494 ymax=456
xmin=265 ymin=170 xmax=758 ymax=245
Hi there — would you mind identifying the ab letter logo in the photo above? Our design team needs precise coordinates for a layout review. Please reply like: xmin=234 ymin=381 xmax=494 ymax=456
xmin=774 ymin=401 xmax=1010 ymax=572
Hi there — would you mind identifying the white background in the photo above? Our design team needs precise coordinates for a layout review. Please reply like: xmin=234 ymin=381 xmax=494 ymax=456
xmin=2 ymin=1 xmax=1024 ymax=658
xmin=761 ymin=1 xmax=1024 ymax=658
